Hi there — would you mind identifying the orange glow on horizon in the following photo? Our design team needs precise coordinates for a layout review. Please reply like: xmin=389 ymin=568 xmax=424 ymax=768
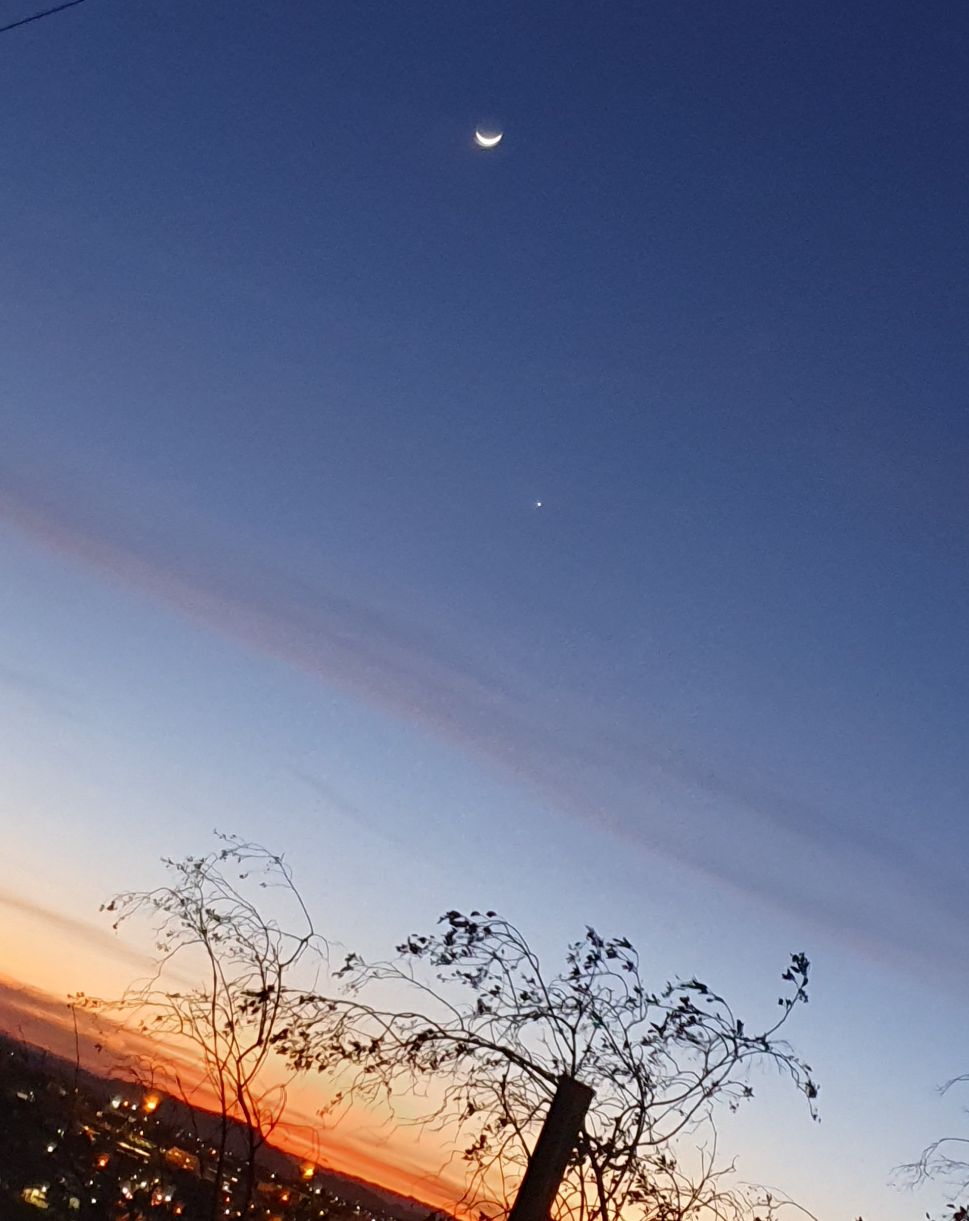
xmin=0 ymin=970 xmax=468 ymax=1216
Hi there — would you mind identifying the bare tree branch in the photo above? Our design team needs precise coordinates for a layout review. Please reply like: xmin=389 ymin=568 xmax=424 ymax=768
xmin=279 ymin=911 xmax=817 ymax=1221
xmin=78 ymin=835 xmax=323 ymax=1219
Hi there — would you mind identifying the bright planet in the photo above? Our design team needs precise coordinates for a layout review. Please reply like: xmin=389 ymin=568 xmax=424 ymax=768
xmin=474 ymin=128 xmax=503 ymax=149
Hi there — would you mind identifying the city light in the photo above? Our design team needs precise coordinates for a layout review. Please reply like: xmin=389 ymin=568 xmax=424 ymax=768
xmin=2 ymin=1034 xmax=413 ymax=1221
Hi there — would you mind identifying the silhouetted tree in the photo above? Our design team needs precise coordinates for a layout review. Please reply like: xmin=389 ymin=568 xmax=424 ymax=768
xmin=282 ymin=911 xmax=818 ymax=1221
xmin=82 ymin=835 xmax=322 ymax=1220
xmin=896 ymin=1072 xmax=969 ymax=1221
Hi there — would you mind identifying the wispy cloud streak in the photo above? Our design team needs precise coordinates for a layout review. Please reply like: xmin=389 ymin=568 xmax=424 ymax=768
xmin=0 ymin=458 xmax=962 ymax=964
xmin=0 ymin=661 xmax=75 ymax=718
xmin=0 ymin=888 xmax=151 ymax=972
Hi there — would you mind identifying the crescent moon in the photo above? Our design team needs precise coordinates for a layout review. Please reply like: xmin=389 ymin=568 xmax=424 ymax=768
xmin=474 ymin=129 xmax=503 ymax=149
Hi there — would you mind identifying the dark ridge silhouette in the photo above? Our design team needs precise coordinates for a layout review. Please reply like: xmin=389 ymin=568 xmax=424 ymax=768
xmin=0 ymin=1029 xmax=454 ymax=1221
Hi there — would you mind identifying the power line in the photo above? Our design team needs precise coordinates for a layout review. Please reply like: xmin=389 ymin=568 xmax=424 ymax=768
xmin=0 ymin=0 xmax=88 ymax=36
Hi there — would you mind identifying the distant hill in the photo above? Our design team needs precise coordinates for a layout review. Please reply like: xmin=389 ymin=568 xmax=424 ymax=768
xmin=0 ymin=1030 xmax=453 ymax=1221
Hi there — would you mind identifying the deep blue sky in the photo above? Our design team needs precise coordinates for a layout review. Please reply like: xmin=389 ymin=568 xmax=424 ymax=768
xmin=2 ymin=1 xmax=969 ymax=1216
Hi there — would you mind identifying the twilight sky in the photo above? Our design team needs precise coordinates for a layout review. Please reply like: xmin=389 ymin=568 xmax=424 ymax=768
xmin=2 ymin=1 xmax=968 ymax=1217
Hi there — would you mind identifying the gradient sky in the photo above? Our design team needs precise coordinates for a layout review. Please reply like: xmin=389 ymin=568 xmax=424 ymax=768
xmin=2 ymin=1 xmax=969 ymax=1217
